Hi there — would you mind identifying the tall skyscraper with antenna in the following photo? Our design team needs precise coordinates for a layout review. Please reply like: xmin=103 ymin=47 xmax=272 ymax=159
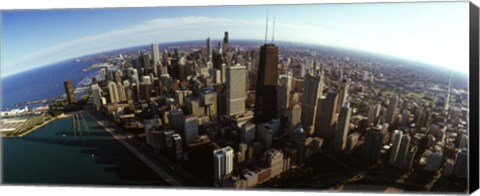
xmin=254 ymin=13 xmax=279 ymax=124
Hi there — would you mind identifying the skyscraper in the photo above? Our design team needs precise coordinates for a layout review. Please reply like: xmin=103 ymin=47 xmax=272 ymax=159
xmin=63 ymin=80 xmax=76 ymax=105
xmin=206 ymin=37 xmax=212 ymax=62
xmin=288 ymin=104 xmax=302 ymax=127
xmin=140 ymin=53 xmax=151 ymax=74
xmin=91 ymin=84 xmax=102 ymax=111
xmin=453 ymin=149 xmax=468 ymax=178
xmin=394 ymin=134 xmax=411 ymax=168
xmin=213 ymin=146 xmax=234 ymax=184
xmin=336 ymin=78 xmax=351 ymax=114
xmin=151 ymin=43 xmax=160 ymax=76
xmin=314 ymin=91 xmax=339 ymax=140
xmin=386 ymin=95 xmax=399 ymax=125
xmin=277 ymin=73 xmax=292 ymax=114
xmin=301 ymin=71 xmax=324 ymax=132
xmin=226 ymin=64 xmax=247 ymax=116
xmin=107 ymin=81 xmax=120 ymax=104
xmin=363 ymin=128 xmax=385 ymax=164
xmin=389 ymin=130 xmax=403 ymax=166
xmin=183 ymin=116 xmax=199 ymax=144
xmin=334 ymin=102 xmax=352 ymax=152
xmin=253 ymin=43 xmax=279 ymax=124
xmin=223 ymin=31 xmax=229 ymax=51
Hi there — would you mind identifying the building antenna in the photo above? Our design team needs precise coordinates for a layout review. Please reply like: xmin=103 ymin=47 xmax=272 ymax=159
xmin=271 ymin=15 xmax=276 ymax=43
xmin=265 ymin=9 xmax=269 ymax=43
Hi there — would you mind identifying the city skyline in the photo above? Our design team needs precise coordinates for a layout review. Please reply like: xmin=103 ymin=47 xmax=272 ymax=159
xmin=2 ymin=2 xmax=469 ymax=77
xmin=1 ymin=25 xmax=471 ymax=192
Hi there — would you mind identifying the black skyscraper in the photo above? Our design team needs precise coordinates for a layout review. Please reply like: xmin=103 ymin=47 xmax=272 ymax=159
xmin=223 ymin=31 xmax=229 ymax=51
xmin=253 ymin=43 xmax=278 ymax=124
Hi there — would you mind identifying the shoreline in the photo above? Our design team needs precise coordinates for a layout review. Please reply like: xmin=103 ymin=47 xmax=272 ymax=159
xmin=3 ymin=115 xmax=57 ymax=138
xmin=83 ymin=111 xmax=183 ymax=186
xmin=2 ymin=111 xmax=83 ymax=138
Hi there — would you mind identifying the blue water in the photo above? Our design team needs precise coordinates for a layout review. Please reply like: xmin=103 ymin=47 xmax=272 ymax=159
xmin=3 ymin=114 xmax=168 ymax=186
xmin=1 ymin=60 xmax=99 ymax=110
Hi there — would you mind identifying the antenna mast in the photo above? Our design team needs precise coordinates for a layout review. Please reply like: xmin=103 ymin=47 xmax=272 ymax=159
xmin=265 ymin=10 xmax=269 ymax=43
xmin=271 ymin=15 xmax=276 ymax=43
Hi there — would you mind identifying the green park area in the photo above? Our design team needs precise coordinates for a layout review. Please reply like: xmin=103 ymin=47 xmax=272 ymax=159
xmin=2 ymin=95 xmax=90 ymax=138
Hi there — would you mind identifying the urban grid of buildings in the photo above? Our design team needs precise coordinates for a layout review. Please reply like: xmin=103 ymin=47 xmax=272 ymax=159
xmin=64 ymin=26 xmax=469 ymax=189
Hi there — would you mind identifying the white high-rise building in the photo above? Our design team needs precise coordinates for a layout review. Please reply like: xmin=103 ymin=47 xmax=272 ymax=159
xmin=334 ymin=102 xmax=352 ymax=152
xmin=213 ymin=146 xmax=234 ymax=184
xmin=152 ymin=43 xmax=160 ymax=76
xmin=226 ymin=64 xmax=247 ymax=116
xmin=277 ymin=73 xmax=293 ymax=113
xmin=116 ymin=81 xmax=126 ymax=102
xmin=108 ymin=81 xmax=120 ymax=103
xmin=91 ymin=84 xmax=103 ymax=111
xmin=336 ymin=78 xmax=351 ymax=114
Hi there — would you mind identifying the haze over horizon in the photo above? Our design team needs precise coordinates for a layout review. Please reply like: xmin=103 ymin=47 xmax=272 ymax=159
xmin=2 ymin=2 xmax=469 ymax=77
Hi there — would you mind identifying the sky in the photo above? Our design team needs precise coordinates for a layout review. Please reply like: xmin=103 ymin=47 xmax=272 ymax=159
xmin=1 ymin=2 xmax=470 ymax=77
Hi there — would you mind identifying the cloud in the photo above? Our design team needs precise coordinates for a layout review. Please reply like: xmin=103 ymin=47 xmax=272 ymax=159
xmin=3 ymin=16 xmax=267 ymax=76
xmin=3 ymin=15 xmax=469 ymax=76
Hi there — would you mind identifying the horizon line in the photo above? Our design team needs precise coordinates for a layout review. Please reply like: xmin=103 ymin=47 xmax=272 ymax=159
xmin=2 ymin=38 xmax=469 ymax=78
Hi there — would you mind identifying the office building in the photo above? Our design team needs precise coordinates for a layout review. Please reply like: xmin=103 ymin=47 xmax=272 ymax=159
xmin=169 ymin=109 xmax=185 ymax=132
xmin=386 ymin=95 xmax=399 ymax=125
xmin=277 ymin=73 xmax=292 ymax=114
xmin=395 ymin=134 xmax=411 ymax=168
xmin=367 ymin=104 xmax=380 ymax=125
xmin=226 ymin=64 xmax=247 ymax=116
xmin=213 ymin=146 xmax=234 ymax=184
xmin=140 ymin=53 xmax=151 ymax=73
xmin=288 ymin=104 xmax=301 ymax=127
xmin=107 ymin=81 xmax=120 ymax=104
xmin=425 ymin=151 xmax=443 ymax=171
xmin=257 ymin=123 xmax=273 ymax=150
xmin=186 ymin=97 xmax=204 ymax=116
xmin=184 ymin=116 xmax=199 ymax=144
xmin=363 ymin=128 xmax=385 ymax=164
xmin=91 ymin=84 xmax=103 ymax=111
xmin=116 ymin=81 xmax=127 ymax=102
xmin=453 ymin=149 xmax=468 ymax=178
xmin=206 ymin=37 xmax=212 ymax=62
xmin=314 ymin=92 xmax=338 ymax=140
xmin=152 ymin=43 xmax=160 ymax=76
xmin=223 ymin=31 xmax=229 ymax=51
xmin=241 ymin=122 xmax=256 ymax=144
xmin=389 ymin=130 xmax=403 ymax=166
xmin=336 ymin=78 xmax=351 ymax=114
xmin=346 ymin=133 xmax=360 ymax=153
xmin=265 ymin=149 xmax=284 ymax=178
xmin=334 ymin=102 xmax=352 ymax=152
xmin=63 ymin=80 xmax=76 ymax=105
xmin=254 ymin=43 xmax=279 ymax=124
xmin=172 ymin=133 xmax=183 ymax=160
xmin=301 ymin=71 xmax=324 ymax=132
